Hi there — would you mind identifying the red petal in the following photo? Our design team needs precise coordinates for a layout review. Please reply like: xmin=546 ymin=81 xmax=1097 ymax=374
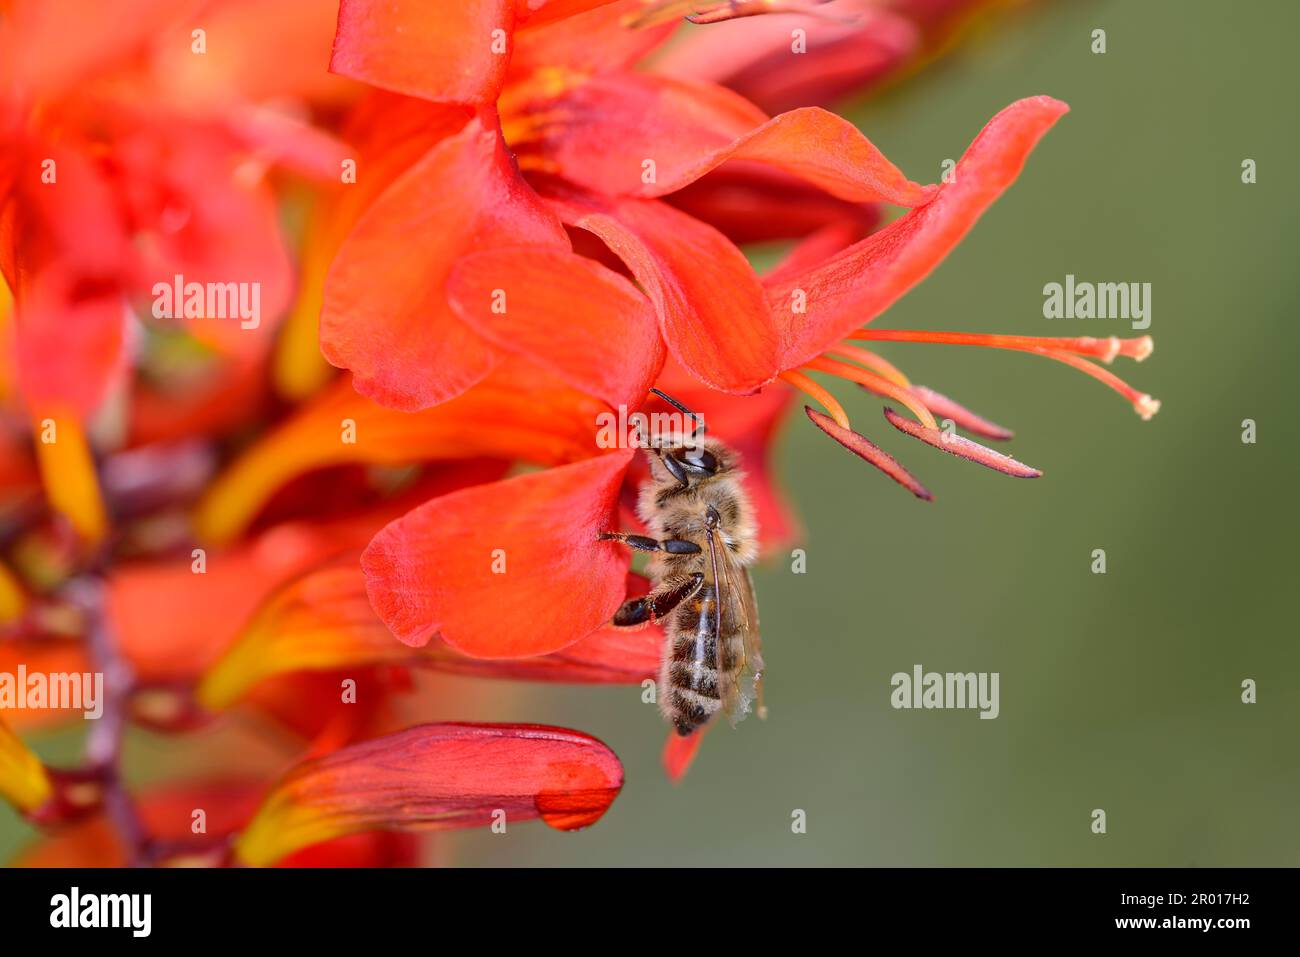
xmin=883 ymin=407 xmax=1041 ymax=478
xmin=805 ymin=406 xmax=932 ymax=500
xmin=120 ymin=120 xmax=295 ymax=356
xmin=108 ymin=517 xmax=381 ymax=683
xmin=235 ymin=723 xmax=624 ymax=865
xmin=424 ymin=617 xmax=662 ymax=684
xmin=320 ymin=115 xmax=568 ymax=410
xmin=512 ymin=71 xmax=932 ymax=204
xmin=12 ymin=268 xmax=128 ymax=418
xmin=663 ymin=727 xmax=706 ymax=783
xmin=194 ymin=365 xmax=601 ymax=544
xmin=362 ymin=451 xmax=635 ymax=656
xmin=666 ymin=163 xmax=879 ymax=245
xmin=331 ymin=0 xmax=516 ymax=104
xmin=653 ymin=2 xmax=918 ymax=114
xmin=151 ymin=0 xmax=353 ymax=107
xmin=545 ymin=186 xmax=779 ymax=394
xmin=510 ymin=0 xmax=675 ymax=76
xmin=515 ymin=0 xmax=622 ymax=27
xmin=509 ymin=71 xmax=764 ymax=189
xmin=0 ymin=0 xmax=187 ymax=98
xmin=763 ymin=219 xmax=870 ymax=283
xmin=2 ymin=135 xmax=132 ymax=416
xmin=766 ymin=96 xmax=1070 ymax=370
xmin=447 ymin=246 xmax=665 ymax=410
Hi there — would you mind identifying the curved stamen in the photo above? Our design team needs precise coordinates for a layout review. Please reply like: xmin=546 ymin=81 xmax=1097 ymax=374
xmin=848 ymin=330 xmax=1159 ymax=419
xmin=1027 ymin=348 xmax=1161 ymax=420
xmin=907 ymin=386 xmax=1015 ymax=441
xmin=883 ymin=409 xmax=1042 ymax=478
xmin=850 ymin=329 xmax=1154 ymax=363
xmin=824 ymin=343 xmax=913 ymax=388
xmin=779 ymin=369 xmax=850 ymax=429
xmin=805 ymin=407 xmax=932 ymax=501
xmin=804 ymin=356 xmax=938 ymax=430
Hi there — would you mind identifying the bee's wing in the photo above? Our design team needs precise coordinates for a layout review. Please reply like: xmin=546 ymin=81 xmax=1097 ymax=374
xmin=706 ymin=525 xmax=764 ymax=726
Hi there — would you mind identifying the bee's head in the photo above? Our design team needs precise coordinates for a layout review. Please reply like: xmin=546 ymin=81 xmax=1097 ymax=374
xmin=640 ymin=389 xmax=735 ymax=490
xmin=647 ymin=436 xmax=735 ymax=490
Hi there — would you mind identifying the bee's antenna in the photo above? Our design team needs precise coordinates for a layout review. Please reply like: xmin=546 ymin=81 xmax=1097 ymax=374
xmin=649 ymin=388 xmax=694 ymax=418
xmin=649 ymin=388 xmax=706 ymax=440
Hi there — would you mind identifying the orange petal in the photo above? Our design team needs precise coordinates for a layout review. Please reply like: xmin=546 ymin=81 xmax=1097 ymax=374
xmin=362 ymin=450 xmax=634 ymax=655
xmin=330 ymin=0 xmax=516 ymax=104
xmin=652 ymin=1 xmax=917 ymax=113
xmin=0 ymin=716 xmax=53 ymax=813
xmin=511 ymin=0 xmax=675 ymax=76
xmin=765 ymin=96 xmax=1070 ymax=371
xmin=447 ymin=246 xmax=665 ymax=410
xmin=31 ymin=411 xmax=109 ymax=546
xmin=0 ymin=0 xmax=195 ymax=98
xmin=320 ymin=114 xmax=568 ymax=410
xmin=152 ymin=0 xmax=354 ymax=107
xmin=662 ymin=726 xmax=707 ymax=783
xmin=234 ymin=723 xmax=624 ymax=865
xmin=546 ymin=186 xmax=779 ymax=394
xmin=0 ymin=639 xmax=90 ymax=731
xmin=108 ymin=514 xmax=400 ymax=684
xmin=0 ymin=560 xmax=26 ymax=625
xmin=668 ymin=168 xmax=878 ymax=246
xmin=510 ymin=70 xmax=932 ymax=204
xmin=194 ymin=365 xmax=605 ymax=545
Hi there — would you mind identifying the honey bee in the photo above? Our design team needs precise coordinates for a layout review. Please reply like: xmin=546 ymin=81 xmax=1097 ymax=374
xmin=600 ymin=390 xmax=766 ymax=736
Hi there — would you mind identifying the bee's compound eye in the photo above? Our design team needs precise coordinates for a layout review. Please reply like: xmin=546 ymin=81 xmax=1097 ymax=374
xmin=682 ymin=448 xmax=718 ymax=474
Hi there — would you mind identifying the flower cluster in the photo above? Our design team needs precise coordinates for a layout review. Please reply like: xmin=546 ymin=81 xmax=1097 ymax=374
xmin=0 ymin=0 xmax=1155 ymax=865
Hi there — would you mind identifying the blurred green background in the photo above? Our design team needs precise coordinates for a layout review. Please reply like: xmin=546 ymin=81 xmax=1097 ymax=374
xmin=4 ymin=0 xmax=1297 ymax=866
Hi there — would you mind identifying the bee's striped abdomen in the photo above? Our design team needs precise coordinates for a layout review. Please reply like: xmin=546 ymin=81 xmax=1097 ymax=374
xmin=661 ymin=583 xmax=741 ymax=736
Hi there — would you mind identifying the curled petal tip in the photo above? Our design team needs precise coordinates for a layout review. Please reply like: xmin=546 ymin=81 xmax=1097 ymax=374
xmin=1136 ymin=394 xmax=1161 ymax=420
xmin=1133 ymin=336 xmax=1155 ymax=362
xmin=805 ymin=406 xmax=933 ymax=500
xmin=883 ymin=408 xmax=1042 ymax=479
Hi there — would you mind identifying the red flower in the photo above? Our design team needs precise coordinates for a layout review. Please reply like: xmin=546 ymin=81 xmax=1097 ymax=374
xmin=309 ymin=3 xmax=1158 ymax=788
xmin=0 ymin=0 xmax=1163 ymax=864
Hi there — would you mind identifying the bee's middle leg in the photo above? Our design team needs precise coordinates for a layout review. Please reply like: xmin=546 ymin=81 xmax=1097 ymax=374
xmin=612 ymin=573 xmax=705 ymax=629
xmin=598 ymin=532 xmax=701 ymax=555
